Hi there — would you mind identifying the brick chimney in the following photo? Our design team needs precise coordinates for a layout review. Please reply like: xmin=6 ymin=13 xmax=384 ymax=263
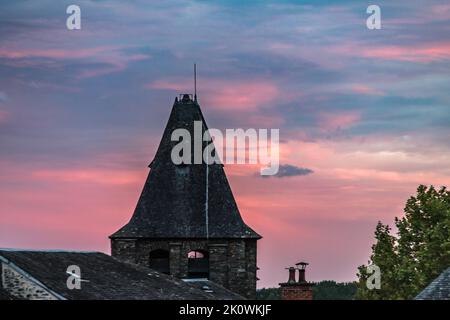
xmin=279 ymin=261 xmax=313 ymax=300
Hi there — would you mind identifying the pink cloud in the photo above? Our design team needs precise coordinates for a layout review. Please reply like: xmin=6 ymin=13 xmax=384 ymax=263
xmin=350 ymin=84 xmax=384 ymax=96
xmin=77 ymin=52 xmax=150 ymax=79
xmin=223 ymin=135 xmax=450 ymax=285
xmin=77 ymin=65 xmax=124 ymax=79
xmin=0 ymin=47 xmax=113 ymax=60
xmin=0 ymin=181 xmax=135 ymax=253
xmin=148 ymin=78 xmax=279 ymax=111
xmin=32 ymin=168 xmax=143 ymax=185
xmin=0 ymin=162 xmax=144 ymax=252
xmin=2 ymin=132 xmax=450 ymax=287
xmin=148 ymin=80 xmax=183 ymax=91
xmin=227 ymin=172 xmax=409 ymax=286
xmin=431 ymin=4 xmax=450 ymax=19
xmin=318 ymin=111 xmax=360 ymax=131
xmin=245 ymin=114 xmax=285 ymax=127
xmin=17 ymin=80 xmax=81 ymax=93
xmin=332 ymin=42 xmax=450 ymax=63
xmin=0 ymin=46 xmax=150 ymax=79
xmin=2 ymin=139 xmax=449 ymax=288
xmin=0 ymin=110 xmax=8 ymax=122
xmin=361 ymin=44 xmax=450 ymax=62
xmin=387 ymin=4 xmax=450 ymax=25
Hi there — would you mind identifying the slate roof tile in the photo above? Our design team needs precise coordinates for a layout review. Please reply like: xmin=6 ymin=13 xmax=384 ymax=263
xmin=0 ymin=249 xmax=243 ymax=300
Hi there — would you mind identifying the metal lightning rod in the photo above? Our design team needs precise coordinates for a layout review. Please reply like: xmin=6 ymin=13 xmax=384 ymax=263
xmin=194 ymin=63 xmax=197 ymax=102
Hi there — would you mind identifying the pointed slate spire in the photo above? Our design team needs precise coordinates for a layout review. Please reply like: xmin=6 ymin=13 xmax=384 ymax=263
xmin=110 ymin=95 xmax=261 ymax=239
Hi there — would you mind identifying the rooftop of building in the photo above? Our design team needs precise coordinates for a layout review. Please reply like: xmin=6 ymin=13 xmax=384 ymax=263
xmin=0 ymin=249 xmax=243 ymax=300
xmin=110 ymin=95 xmax=261 ymax=240
xmin=415 ymin=267 xmax=450 ymax=300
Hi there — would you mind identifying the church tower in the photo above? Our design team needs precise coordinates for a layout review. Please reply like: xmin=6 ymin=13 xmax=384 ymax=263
xmin=110 ymin=94 xmax=261 ymax=298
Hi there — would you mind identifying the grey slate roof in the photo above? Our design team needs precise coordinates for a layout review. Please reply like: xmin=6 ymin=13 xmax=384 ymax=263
xmin=110 ymin=95 xmax=261 ymax=239
xmin=182 ymin=279 xmax=244 ymax=300
xmin=0 ymin=249 xmax=243 ymax=300
xmin=415 ymin=267 xmax=450 ymax=300
xmin=0 ymin=287 xmax=16 ymax=300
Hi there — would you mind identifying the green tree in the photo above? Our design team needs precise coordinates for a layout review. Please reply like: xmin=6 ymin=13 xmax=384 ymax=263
xmin=256 ymin=288 xmax=280 ymax=300
xmin=312 ymin=281 xmax=357 ymax=300
xmin=356 ymin=185 xmax=450 ymax=299
xmin=356 ymin=222 xmax=400 ymax=299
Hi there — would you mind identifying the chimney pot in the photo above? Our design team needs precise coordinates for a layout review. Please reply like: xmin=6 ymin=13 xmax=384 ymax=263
xmin=298 ymin=269 xmax=306 ymax=283
xmin=286 ymin=267 xmax=296 ymax=283
xmin=295 ymin=261 xmax=308 ymax=283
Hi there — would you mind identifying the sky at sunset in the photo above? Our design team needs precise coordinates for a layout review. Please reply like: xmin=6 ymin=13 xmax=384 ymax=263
xmin=1 ymin=0 xmax=450 ymax=288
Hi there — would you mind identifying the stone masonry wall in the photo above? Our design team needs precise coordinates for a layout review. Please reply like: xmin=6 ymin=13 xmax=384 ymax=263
xmin=245 ymin=240 xmax=258 ymax=299
xmin=111 ymin=238 xmax=258 ymax=299
xmin=111 ymin=239 xmax=136 ymax=264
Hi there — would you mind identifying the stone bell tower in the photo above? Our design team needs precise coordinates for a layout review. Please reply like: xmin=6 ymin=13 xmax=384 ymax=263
xmin=110 ymin=94 xmax=261 ymax=298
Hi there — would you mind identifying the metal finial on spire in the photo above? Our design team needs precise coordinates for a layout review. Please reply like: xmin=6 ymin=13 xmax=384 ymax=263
xmin=194 ymin=63 xmax=197 ymax=102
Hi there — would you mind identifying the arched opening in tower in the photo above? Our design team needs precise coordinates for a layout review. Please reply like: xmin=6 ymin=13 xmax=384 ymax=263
xmin=149 ymin=249 xmax=170 ymax=274
xmin=187 ymin=250 xmax=209 ymax=279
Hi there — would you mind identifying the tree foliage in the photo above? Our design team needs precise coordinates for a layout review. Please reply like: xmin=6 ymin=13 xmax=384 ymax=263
xmin=356 ymin=185 xmax=450 ymax=299
xmin=312 ymin=281 xmax=357 ymax=300
xmin=256 ymin=287 xmax=281 ymax=300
